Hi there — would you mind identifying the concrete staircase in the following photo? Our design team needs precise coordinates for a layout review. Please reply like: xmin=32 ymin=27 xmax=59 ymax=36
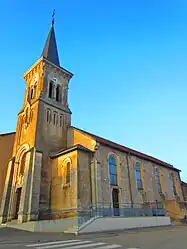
xmin=65 ymin=216 xmax=172 ymax=234
xmin=64 ymin=217 xmax=97 ymax=234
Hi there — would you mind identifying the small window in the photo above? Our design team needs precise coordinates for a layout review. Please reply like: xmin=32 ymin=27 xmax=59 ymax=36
xmin=46 ymin=109 xmax=51 ymax=123
xmin=56 ymin=85 xmax=60 ymax=102
xmin=53 ymin=112 xmax=57 ymax=126
xmin=49 ymin=81 xmax=53 ymax=98
xmin=65 ymin=162 xmax=71 ymax=184
xmin=59 ymin=115 xmax=63 ymax=127
xmin=30 ymin=88 xmax=34 ymax=99
xmin=53 ymin=113 xmax=56 ymax=125
xmin=135 ymin=162 xmax=143 ymax=190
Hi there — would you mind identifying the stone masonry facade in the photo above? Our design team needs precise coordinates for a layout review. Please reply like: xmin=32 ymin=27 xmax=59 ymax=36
xmin=0 ymin=18 xmax=186 ymax=225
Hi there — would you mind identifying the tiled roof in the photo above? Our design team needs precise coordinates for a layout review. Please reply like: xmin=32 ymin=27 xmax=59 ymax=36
xmin=73 ymin=126 xmax=180 ymax=172
xmin=50 ymin=144 xmax=92 ymax=158
xmin=41 ymin=23 xmax=60 ymax=66
xmin=182 ymin=181 xmax=187 ymax=186
xmin=0 ymin=132 xmax=15 ymax=136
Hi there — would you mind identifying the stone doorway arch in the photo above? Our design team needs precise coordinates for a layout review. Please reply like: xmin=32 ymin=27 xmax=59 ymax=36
xmin=11 ymin=144 xmax=30 ymax=220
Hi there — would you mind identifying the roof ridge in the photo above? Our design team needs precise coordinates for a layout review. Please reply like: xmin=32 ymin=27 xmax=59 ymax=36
xmin=49 ymin=143 xmax=93 ymax=158
xmin=72 ymin=126 xmax=180 ymax=171
xmin=0 ymin=132 xmax=15 ymax=136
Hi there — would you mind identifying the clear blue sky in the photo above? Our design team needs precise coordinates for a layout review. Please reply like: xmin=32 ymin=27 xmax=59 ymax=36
xmin=1 ymin=0 xmax=187 ymax=181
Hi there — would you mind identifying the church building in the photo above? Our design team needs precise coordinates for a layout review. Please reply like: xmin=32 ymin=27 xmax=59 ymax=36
xmin=0 ymin=17 xmax=186 ymax=225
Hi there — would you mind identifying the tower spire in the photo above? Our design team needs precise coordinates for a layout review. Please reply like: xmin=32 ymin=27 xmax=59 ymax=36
xmin=51 ymin=9 xmax=55 ymax=26
xmin=41 ymin=9 xmax=60 ymax=66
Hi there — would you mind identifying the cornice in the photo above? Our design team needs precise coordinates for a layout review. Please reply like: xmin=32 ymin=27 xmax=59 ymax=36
xmin=23 ymin=56 xmax=74 ymax=82
xmin=23 ymin=57 xmax=44 ymax=79
xmin=40 ymin=97 xmax=72 ymax=114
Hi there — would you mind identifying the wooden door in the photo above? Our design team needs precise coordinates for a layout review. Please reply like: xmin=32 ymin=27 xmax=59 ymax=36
xmin=14 ymin=188 xmax=22 ymax=219
xmin=112 ymin=188 xmax=120 ymax=216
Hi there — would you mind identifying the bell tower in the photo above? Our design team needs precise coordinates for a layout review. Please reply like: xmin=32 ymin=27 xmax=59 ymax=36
xmin=13 ymin=13 xmax=73 ymax=155
xmin=0 ymin=14 xmax=73 ymax=224
xmin=23 ymin=15 xmax=73 ymax=153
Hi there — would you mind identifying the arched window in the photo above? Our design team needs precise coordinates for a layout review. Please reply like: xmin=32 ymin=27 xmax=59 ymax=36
xmin=49 ymin=81 xmax=53 ymax=98
xmin=20 ymin=153 xmax=27 ymax=176
xmin=135 ymin=162 xmax=143 ymax=190
xmin=108 ymin=154 xmax=117 ymax=185
xmin=30 ymin=88 xmax=34 ymax=99
xmin=65 ymin=162 xmax=71 ymax=185
xmin=154 ymin=168 xmax=162 ymax=193
xmin=53 ymin=112 xmax=57 ymax=126
xmin=34 ymin=84 xmax=37 ymax=98
xmin=171 ymin=173 xmax=177 ymax=195
xmin=56 ymin=85 xmax=60 ymax=102
xmin=59 ymin=115 xmax=63 ymax=127
xmin=46 ymin=109 xmax=51 ymax=123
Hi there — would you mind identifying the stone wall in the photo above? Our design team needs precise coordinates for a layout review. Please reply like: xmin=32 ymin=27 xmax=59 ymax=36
xmin=94 ymin=143 xmax=183 ymax=206
xmin=73 ymin=129 xmax=96 ymax=151
xmin=77 ymin=150 xmax=92 ymax=209
xmin=12 ymin=102 xmax=39 ymax=156
xmin=181 ymin=182 xmax=187 ymax=201
xmin=129 ymin=154 xmax=184 ymax=204
xmin=0 ymin=133 xmax=15 ymax=205
xmin=96 ymin=144 xmax=131 ymax=205
xmin=67 ymin=128 xmax=184 ymax=220
xmin=50 ymin=150 xmax=78 ymax=217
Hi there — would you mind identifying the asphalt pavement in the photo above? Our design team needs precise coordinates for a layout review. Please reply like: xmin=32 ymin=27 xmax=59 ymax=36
xmin=0 ymin=225 xmax=187 ymax=249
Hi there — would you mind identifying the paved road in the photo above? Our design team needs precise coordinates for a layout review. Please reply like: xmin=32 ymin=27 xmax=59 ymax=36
xmin=0 ymin=225 xmax=187 ymax=249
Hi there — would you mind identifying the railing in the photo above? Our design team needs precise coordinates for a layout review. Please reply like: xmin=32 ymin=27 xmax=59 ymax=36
xmin=39 ymin=201 xmax=166 ymax=227
xmin=77 ymin=201 xmax=166 ymax=227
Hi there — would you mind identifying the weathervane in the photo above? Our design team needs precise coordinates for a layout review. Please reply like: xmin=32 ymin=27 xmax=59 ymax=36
xmin=52 ymin=9 xmax=56 ymax=26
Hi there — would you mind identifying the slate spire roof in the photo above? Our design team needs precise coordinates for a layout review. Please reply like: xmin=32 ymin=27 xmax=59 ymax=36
xmin=41 ymin=15 xmax=60 ymax=66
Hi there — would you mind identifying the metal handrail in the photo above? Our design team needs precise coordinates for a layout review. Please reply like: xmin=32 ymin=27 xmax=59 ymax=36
xmin=38 ymin=201 xmax=166 ymax=226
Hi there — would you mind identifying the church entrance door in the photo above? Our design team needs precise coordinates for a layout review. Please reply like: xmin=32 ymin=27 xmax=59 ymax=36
xmin=112 ymin=188 xmax=120 ymax=216
xmin=14 ymin=188 xmax=22 ymax=219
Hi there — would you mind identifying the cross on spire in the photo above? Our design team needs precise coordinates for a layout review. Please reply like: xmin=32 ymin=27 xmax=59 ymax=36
xmin=41 ymin=9 xmax=60 ymax=66
xmin=52 ymin=9 xmax=56 ymax=26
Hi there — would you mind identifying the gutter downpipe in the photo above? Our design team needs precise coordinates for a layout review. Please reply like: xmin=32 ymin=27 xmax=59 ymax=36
xmin=94 ymin=150 xmax=98 ymax=216
xmin=89 ymin=152 xmax=93 ymax=213
xmin=126 ymin=152 xmax=133 ymax=208
xmin=90 ymin=146 xmax=98 ymax=217
xmin=93 ymin=142 xmax=100 ymax=216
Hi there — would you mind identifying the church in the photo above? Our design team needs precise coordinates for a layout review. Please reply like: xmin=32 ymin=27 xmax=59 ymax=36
xmin=0 ymin=17 xmax=186 ymax=227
